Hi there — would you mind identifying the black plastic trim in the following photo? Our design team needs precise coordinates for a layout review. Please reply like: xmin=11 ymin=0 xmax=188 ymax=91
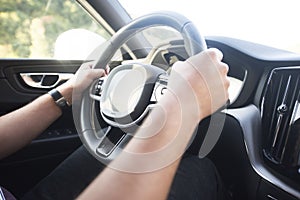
xmin=227 ymin=105 xmax=300 ymax=199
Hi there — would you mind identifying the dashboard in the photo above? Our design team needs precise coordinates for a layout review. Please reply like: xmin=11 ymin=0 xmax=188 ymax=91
xmin=145 ymin=36 xmax=300 ymax=199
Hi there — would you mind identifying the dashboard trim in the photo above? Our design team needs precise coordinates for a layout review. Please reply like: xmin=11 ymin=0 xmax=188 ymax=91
xmin=227 ymin=105 xmax=300 ymax=199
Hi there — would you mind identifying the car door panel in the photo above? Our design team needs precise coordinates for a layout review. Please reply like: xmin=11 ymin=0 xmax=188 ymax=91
xmin=0 ymin=59 xmax=83 ymax=197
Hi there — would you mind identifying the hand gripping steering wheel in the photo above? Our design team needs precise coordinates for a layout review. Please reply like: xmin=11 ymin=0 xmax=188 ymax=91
xmin=73 ymin=11 xmax=207 ymax=168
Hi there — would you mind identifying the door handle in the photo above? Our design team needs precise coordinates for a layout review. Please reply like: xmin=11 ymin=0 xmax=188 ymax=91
xmin=20 ymin=73 xmax=74 ymax=89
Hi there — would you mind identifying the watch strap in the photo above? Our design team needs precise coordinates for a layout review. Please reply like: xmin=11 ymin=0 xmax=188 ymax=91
xmin=48 ymin=89 xmax=70 ymax=111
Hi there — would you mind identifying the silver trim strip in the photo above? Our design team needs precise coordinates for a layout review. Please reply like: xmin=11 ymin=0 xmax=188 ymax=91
xmin=20 ymin=73 xmax=74 ymax=89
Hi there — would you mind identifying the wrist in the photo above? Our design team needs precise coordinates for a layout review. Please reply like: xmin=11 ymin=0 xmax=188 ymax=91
xmin=160 ymin=90 xmax=202 ymax=126
xmin=56 ymin=83 xmax=73 ymax=105
xmin=158 ymin=91 xmax=200 ymax=129
xmin=48 ymin=88 xmax=71 ymax=112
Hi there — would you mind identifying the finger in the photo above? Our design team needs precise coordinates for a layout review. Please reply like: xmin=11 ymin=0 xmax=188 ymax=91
xmin=207 ymin=48 xmax=224 ymax=61
xmin=89 ymin=68 xmax=106 ymax=79
xmin=105 ymin=66 xmax=110 ymax=75
xmin=80 ymin=61 xmax=94 ymax=70
xmin=221 ymin=63 xmax=229 ymax=75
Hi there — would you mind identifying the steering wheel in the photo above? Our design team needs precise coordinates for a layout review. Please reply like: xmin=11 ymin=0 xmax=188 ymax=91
xmin=73 ymin=11 xmax=207 ymax=168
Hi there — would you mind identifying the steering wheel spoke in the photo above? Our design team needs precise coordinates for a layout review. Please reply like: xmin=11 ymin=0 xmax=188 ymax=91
xmin=95 ymin=126 xmax=124 ymax=156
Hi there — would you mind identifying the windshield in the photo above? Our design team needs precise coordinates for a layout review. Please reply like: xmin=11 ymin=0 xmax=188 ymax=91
xmin=119 ymin=0 xmax=300 ymax=54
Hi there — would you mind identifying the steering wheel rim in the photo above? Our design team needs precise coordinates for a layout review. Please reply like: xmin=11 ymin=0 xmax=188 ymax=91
xmin=74 ymin=11 xmax=207 ymax=166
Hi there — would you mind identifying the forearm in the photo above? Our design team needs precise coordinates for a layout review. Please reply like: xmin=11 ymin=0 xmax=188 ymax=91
xmin=79 ymin=158 xmax=181 ymax=200
xmin=0 ymin=93 xmax=62 ymax=159
xmin=78 ymin=92 xmax=200 ymax=200
xmin=0 ymin=62 xmax=105 ymax=159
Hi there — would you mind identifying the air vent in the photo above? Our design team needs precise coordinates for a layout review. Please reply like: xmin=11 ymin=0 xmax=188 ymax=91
xmin=261 ymin=67 xmax=300 ymax=169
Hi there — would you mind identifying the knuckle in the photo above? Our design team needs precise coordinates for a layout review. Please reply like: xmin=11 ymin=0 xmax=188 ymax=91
xmin=225 ymin=78 xmax=230 ymax=88
xmin=207 ymin=50 xmax=218 ymax=59
xmin=223 ymin=63 xmax=229 ymax=73
xmin=218 ymin=63 xmax=229 ymax=75
xmin=207 ymin=48 xmax=223 ymax=61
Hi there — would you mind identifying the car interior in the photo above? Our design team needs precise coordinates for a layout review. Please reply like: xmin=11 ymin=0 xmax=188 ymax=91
xmin=0 ymin=0 xmax=299 ymax=199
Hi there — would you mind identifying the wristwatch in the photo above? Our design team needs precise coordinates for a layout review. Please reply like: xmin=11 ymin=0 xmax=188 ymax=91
xmin=48 ymin=89 xmax=70 ymax=111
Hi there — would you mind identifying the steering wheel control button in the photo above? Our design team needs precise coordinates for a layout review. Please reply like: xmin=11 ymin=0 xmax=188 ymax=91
xmin=161 ymin=87 xmax=167 ymax=95
xmin=151 ymin=74 xmax=169 ymax=102
xmin=89 ymin=78 xmax=106 ymax=101
xmin=95 ymin=78 xmax=104 ymax=94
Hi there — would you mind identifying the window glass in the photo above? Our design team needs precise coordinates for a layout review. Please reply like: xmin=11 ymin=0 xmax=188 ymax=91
xmin=0 ymin=0 xmax=110 ymax=59
xmin=119 ymin=0 xmax=300 ymax=54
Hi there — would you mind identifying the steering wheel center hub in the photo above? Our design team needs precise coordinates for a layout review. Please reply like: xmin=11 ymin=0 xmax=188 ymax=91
xmin=100 ymin=63 xmax=165 ymax=128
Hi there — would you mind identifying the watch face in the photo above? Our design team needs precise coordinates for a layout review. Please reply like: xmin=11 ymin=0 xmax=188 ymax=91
xmin=57 ymin=98 xmax=68 ymax=107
